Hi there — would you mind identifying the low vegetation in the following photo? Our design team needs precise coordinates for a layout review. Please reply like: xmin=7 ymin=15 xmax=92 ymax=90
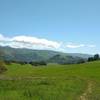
xmin=29 ymin=61 xmax=47 ymax=66
xmin=0 ymin=60 xmax=7 ymax=73
xmin=0 ymin=46 xmax=100 ymax=99
xmin=0 ymin=61 xmax=100 ymax=100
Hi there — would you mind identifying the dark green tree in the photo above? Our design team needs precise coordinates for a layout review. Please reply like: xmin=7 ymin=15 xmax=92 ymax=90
xmin=88 ymin=54 xmax=100 ymax=62
xmin=94 ymin=54 xmax=99 ymax=60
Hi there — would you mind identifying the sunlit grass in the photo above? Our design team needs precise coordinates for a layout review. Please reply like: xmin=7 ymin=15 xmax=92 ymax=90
xmin=0 ymin=61 xmax=100 ymax=100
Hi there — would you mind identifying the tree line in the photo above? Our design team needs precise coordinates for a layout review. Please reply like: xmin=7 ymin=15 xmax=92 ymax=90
xmin=4 ymin=60 xmax=47 ymax=66
xmin=88 ymin=54 xmax=100 ymax=62
xmin=0 ymin=60 xmax=47 ymax=73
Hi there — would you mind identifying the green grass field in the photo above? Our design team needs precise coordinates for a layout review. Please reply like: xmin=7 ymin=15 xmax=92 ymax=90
xmin=0 ymin=61 xmax=100 ymax=100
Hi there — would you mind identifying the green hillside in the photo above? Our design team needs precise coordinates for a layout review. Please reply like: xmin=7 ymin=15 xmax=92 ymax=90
xmin=0 ymin=46 xmax=92 ymax=64
xmin=0 ymin=61 xmax=100 ymax=100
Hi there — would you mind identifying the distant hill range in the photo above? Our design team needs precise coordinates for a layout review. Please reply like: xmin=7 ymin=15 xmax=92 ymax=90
xmin=0 ymin=46 xmax=92 ymax=64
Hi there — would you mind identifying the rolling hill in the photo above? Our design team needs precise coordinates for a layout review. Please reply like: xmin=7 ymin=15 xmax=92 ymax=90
xmin=0 ymin=46 xmax=92 ymax=63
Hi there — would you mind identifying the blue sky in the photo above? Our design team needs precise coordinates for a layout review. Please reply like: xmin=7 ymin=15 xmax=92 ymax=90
xmin=0 ymin=0 xmax=100 ymax=54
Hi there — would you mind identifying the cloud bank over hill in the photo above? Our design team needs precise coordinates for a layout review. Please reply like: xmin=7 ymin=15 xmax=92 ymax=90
xmin=0 ymin=34 xmax=96 ymax=52
xmin=0 ymin=34 xmax=61 ymax=50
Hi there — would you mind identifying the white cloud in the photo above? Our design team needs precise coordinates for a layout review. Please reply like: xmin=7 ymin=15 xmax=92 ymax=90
xmin=11 ymin=36 xmax=61 ymax=48
xmin=0 ymin=34 xmax=61 ymax=49
xmin=66 ymin=43 xmax=96 ymax=49
xmin=0 ymin=34 xmax=96 ymax=52
xmin=66 ymin=44 xmax=85 ymax=48
xmin=0 ymin=34 xmax=11 ymax=41
xmin=0 ymin=34 xmax=5 ymax=40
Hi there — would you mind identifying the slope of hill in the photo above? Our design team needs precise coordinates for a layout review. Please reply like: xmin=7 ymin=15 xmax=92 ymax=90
xmin=0 ymin=46 xmax=92 ymax=63
xmin=48 ymin=54 xmax=85 ymax=64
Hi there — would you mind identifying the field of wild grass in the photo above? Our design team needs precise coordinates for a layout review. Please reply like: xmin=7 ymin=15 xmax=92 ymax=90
xmin=0 ymin=61 xmax=100 ymax=100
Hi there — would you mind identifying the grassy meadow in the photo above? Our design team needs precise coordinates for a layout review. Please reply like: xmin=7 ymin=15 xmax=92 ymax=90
xmin=0 ymin=61 xmax=100 ymax=100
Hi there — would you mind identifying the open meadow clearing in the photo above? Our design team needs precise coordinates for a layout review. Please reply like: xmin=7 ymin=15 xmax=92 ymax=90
xmin=0 ymin=61 xmax=100 ymax=100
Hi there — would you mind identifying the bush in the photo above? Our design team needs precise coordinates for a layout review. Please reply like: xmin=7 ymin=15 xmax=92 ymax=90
xmin=29 ymin=61 xmax=47 ymax=66
xmin=0 ymin=60 xmax=7 ymax=73
xmin=88 ymin=57 xmax=94 ymax=62
xmin=5 ymin=61 xmax=12 ymax=65
xmin=38 ymin=61 xmax=47 ymax=66
xmin=76 ymin=58 xmax=85 ymax=64
xmin=18 ymin=61 xmax=28 ymax=65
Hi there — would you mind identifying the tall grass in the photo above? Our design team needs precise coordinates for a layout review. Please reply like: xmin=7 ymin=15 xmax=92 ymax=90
xmin=0 ymin=61 xmax=100 ymax=100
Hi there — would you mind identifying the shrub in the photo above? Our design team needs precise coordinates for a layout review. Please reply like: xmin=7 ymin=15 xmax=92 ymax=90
xmin=88 ymin=57 xmax=94 ymax=62
xmin=76 ymin=58 xmax=85 ymax=64
xmin=29 ymin=61 xmax=47 ymax=66
xmin=5 ymin=61 xmax=12 ymax=65
xmin=0 ymin=60 xmax=7 ymax=73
